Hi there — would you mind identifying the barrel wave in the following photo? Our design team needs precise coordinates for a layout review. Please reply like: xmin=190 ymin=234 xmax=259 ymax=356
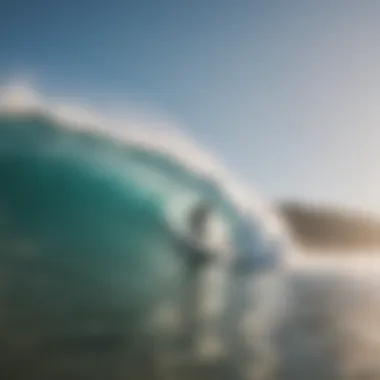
xmin=2 ymin=89 xmax=380 ymax=380
xmin=0 ymin=100 xmax=287 ymax=380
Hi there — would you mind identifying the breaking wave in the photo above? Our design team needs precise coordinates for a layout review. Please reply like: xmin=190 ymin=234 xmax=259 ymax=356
xmin=0 ymin=82 xmax=291 ymax=266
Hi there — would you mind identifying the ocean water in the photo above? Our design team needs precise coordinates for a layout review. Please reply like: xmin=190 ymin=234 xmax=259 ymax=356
xmin=281 ymin=250 xmax=380 ymax=380
xmin=0 ymin=88 xmax=287 ymax=380
xmin=1 ymin=87 xmax=380 ymax=380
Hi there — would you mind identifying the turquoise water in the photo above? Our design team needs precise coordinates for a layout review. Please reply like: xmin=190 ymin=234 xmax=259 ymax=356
xmin=3 ymin=100 xmax=380 ymax=380
xmin=0 ymin=112 xmax=284 ymax=265
xmin=0 ymin=111 xmax=286 ymax=379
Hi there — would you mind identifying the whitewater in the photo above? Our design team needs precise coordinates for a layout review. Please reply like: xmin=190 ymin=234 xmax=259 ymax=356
xmin=0 ymin=83 xmax=380 ymax=380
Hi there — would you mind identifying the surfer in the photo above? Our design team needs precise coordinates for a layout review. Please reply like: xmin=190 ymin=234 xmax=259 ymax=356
xmin=183 ymin=200 xmax=217 ymax=265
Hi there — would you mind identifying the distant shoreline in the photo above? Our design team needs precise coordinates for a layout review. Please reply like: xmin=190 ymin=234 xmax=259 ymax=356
xmin=276 ymin=200 xmax=380 ymax=253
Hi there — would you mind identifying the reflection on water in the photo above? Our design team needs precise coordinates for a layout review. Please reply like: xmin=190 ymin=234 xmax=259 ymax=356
xmin=278 ymin=248 xmax=380 ymax=379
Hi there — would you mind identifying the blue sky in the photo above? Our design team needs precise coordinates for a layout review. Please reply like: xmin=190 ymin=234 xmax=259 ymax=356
xmin=1 ymin=0 xmax=380 ymax=212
